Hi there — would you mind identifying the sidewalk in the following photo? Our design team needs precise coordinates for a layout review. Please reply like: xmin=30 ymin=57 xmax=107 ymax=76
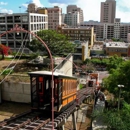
xmin=92 ymin=99 xmax=107 ymax=130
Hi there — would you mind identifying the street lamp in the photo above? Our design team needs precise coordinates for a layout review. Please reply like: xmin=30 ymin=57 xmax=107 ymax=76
xmin=118 ymin=84 xmax=124 ymax=111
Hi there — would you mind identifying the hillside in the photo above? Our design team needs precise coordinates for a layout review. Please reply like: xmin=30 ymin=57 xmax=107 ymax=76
xmin=0 ymin=60 xmax=36 ymax=82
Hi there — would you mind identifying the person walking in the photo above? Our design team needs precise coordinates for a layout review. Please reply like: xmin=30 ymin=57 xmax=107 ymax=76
xmin=94 ymin=87 xmax=100 ymax=105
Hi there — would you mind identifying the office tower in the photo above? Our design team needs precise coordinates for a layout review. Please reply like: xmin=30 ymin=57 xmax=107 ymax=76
xmin=63 ymin=12 xmax=80 ymax=26
xmin=114 ymin=18 xmax=120 ymax=39
xmin=47 ymin=6 xmax=62 ymax=30
xmin=67 ymin=5 xmax=84 ymax=23
xmin=27 ymin=3 xmax=38 ymax=13
xmin=100 ymin=0 xmax=116 ymax=23
xmin=28 ymin=3 xmax=62 ymax=30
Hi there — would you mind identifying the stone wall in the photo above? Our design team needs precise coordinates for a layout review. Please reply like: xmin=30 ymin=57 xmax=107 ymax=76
xmin=2 ymin=82 xmax=31 ymax=103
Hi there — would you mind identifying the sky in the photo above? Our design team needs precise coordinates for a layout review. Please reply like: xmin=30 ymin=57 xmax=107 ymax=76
xmin=0 ymin=0 xmax=130 ymax=22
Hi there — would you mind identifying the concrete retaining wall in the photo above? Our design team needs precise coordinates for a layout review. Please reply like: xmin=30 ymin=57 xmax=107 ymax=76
xmin=2 ymin=82 xmax=31 ymax=103
xmin=54 ymin=55 xmax=73 ymax=76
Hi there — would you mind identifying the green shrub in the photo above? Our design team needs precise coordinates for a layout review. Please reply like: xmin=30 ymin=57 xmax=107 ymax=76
xmin=79 ymin=84 xmax=83 ymax=89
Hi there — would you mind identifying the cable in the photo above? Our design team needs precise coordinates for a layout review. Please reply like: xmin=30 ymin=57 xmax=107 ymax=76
xmin=0 ymin=32 xmax=28 ymax=75
xmin=0 ymin=38 xmax=28 ymax=84
xmin=0 ymin=32 xmax=29 ymax=84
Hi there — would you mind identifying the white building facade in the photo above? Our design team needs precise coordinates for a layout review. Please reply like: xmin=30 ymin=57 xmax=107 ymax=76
xmin=0 ymin=13 xmax=48 ymax=52
xmin=114 ymin=18 xmax=120 ymax=39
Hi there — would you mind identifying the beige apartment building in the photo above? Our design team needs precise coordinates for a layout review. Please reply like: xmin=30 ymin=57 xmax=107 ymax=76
xmin=57 ymin=25 xmax=94 ymax=50
xmin=46 ymin=6 xmax=62 ymax=30
xmin=28 ymin=3 xmax=38 ymax=13
xmin=100 ymin=0 xmax=116 ymax=23
xmin=27 ymin=3 xmax=62 ymax=30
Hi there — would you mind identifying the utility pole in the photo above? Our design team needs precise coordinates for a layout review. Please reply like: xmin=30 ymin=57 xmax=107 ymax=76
xmin=118 ymin=85 xmax=124 ymax=111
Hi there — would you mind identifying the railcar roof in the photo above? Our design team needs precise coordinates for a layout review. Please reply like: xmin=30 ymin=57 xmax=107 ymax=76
xmin=28 ymin=71 xmax=77 ymax=79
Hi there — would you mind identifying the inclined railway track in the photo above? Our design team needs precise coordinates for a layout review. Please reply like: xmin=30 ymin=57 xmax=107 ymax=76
xmin=0 ymin=111 xmax=50 ymax=130
xmin=0 ymin=87 xmax=93 ymax=130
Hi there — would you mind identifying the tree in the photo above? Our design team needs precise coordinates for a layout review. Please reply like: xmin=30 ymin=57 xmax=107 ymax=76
xmin=107 ymin=55 xmax=123 ymax=72
xmin=27 ymin=30 xmax=76 ymax=56
xmin=103 ymin=60 xmax=130 ymax=103
xmin=0 ymin=44 xmax=10 ymax=60
xmin=112 ymin=38 xmax=123 ymax=42
xmin=92 ymin=101 xmax=130 ymax=130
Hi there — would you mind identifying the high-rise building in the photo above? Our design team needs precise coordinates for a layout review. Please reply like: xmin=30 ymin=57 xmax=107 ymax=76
xmin=46 ymin=6 xmax=62 ymax=30
xmin=61 ymin=13 xmax=66 ymax=24
xmin=127 ymin=33 xmax=130 ymax=43
xmin=67 ymin=5 xmax=84 ymax=23
xmin=28 ymin=3 xmax=62 ymax=30
xmin=100 ymin=0 xmax=116 ymax=23
xmin=114 ymin=18 xmax=120 ymax=39
xmin=28 ymin=3 xmax=38 ymax=13
xmin=63 ymin=12 xmax=80 ymax=27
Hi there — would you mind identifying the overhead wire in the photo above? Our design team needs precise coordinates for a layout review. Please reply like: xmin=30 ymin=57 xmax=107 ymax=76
xmin=0 ymin=32 xmax=29 ymax=84
xmin=0 ymin=32 xmax=28 ymax=75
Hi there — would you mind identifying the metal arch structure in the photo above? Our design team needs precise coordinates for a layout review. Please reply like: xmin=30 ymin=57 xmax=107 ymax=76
xmin=0 ymin=24 xmax=55 ymax=130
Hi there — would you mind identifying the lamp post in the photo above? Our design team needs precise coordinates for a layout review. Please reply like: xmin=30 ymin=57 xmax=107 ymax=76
xmin=118 ymin=84 xmax=124 ymax=111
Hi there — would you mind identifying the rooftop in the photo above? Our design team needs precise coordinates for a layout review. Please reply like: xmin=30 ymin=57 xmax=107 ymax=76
xmin=105 ymin=42 xmax=130 ymax=48
xmin=92 ymin=44 xmax=103 ymax=50
xmin=62 ymin=26 xmax=93 ymax=30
